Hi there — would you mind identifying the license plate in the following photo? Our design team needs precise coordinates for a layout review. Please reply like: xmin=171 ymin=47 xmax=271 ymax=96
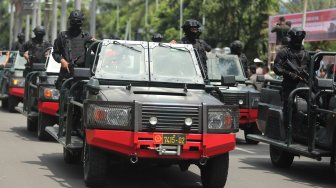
xmin=153 ymin=133 xmax=186 ymax=145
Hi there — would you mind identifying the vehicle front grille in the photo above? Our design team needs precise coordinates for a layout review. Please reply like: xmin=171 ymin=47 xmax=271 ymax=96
xmin=141 ymin=104 xmax=201 ymax=133
xmin=222 ymin=93 xmax=248 ymax=106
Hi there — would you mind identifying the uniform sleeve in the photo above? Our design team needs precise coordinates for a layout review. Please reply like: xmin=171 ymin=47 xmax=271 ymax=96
xmin=200 ymin=40 xmax=212 ymax=52
xmin=273 ymin=50 xmax=290 ymax=76
xmin=271 ymin=25 xmax=279 ymax=33
xmin=52 ymin=33 xmax=63 ymax=63
xmin=19 ymin=41 xmax=30 ymax=57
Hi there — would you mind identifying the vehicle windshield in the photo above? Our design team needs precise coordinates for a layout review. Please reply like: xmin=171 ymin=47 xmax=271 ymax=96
xmin=207 ymin=54 xmax=246 ymax=81
xmin=94 ymin=41 xmax=148 ymax=81
xmin=45 ymin=49 xmax=61 ymax=73
xmin=12 ymin=51 xmax=26 ymax=70
xmin=150 ymin=44 xmax=204 ymax=84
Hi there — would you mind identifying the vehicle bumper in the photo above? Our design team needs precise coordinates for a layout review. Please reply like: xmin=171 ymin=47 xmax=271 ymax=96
xmin=239 ymin=108 xmax=258 ymax=125
xmin=38 ymin=101 xmax=59 ymax=116
xmin=86 ymin=130 xmax=236 ymax=159
xmin=8 ymin=87 xmax=24 ymax=98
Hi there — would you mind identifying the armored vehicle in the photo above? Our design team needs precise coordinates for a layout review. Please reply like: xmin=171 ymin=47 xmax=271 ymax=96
xmin=207 ymin=54 xmax=261 ymax=144
xmin=247 ymin=52 xmax=336 ymax=173
xmin=46 ymin=40 xmax=239 ymax=187
xmin=16 ymin=48 xmax=60 ymax=140
xmin=0 ymin=51 xmax=26 ymax=112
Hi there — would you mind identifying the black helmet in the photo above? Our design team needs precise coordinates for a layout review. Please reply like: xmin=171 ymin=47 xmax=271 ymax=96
xmin=17 ymin=32 xmax=25 ymax=38
xmin=230 ymin=40 xmax=243 ymax=55
xmin=182 ymin=19 xmax=202 ymax=39
xmin=69 ymin=10 xmax=84 ymax=27
xmin=152 ymin=33 xmax=163 ymax=42
xmin=33 ymin=26 xmax=46 ymax=36
xmin=288 ymin=27 xmax=306 ymax=46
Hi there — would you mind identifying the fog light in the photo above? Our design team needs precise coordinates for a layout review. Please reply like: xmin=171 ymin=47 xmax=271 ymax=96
xmin=238 ymin=99 xmax=244 ymax=105
xmin=184 ymin=117 xmax=193 ymax=126
xmin=149 ymin=117 xmax=158 ymax=125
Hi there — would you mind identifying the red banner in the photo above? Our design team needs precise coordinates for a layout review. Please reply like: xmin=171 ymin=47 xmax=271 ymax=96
xmin=269 ymin=8 xmax=336 ymax=43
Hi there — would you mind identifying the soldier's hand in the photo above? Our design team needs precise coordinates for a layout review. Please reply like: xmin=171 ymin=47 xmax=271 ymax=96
xmin=288 ymin=72 xmax=299 ymax=80
xmin=60 ymin=58 xmax=70 ymax=73
xmin=23 ymin=52 xmax=29 ymax=62
xmin=169 ymin=40 xmax=177 ymax=44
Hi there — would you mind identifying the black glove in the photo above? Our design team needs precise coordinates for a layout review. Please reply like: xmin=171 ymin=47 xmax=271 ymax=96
xmin=288 ymin=72 xmax=299 ymax=80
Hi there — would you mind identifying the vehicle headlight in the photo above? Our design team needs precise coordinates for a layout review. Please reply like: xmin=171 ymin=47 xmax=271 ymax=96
xmin=39 ymin=86 xmax=59 ymax=100
xmin=11 ymin=78 xmax=25 ymax=87
xmin=86 ymin=103 xmax=132 ymax=130
xmin=249 ymin=93 xmax=260 ymax=108
xmin=207 ymin=107 xmax=239 ymax=133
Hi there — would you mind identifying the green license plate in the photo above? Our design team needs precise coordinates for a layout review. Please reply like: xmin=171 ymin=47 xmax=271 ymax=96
xmin=153 ymin=133 xmax=186 ymax=145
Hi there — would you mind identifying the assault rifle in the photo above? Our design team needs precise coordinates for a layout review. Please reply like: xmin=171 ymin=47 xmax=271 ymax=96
xmin=284 ymin=59 xmax=309 ymax=84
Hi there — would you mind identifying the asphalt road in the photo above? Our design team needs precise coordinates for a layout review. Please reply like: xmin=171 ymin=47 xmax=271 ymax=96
xmin=0 ymin=103 xmax=335 ymax=188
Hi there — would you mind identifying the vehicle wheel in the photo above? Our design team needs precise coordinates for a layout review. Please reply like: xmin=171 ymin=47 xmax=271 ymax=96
xmin=1 ymin=98 xmax=8 ymax=109
xmin=63 ymin=147 xmax=81 ymax=164
xmin=38 ymin=112 xmax=54 ymax=141
xmin=270 ymin=145 xmax=294 ymax=168
xmin=201 ymin=153 xmax=229 ymax=188
xmin=27 ymin=117 xmax=37 ymax=132
xmin=84 ymin=142 xmax=107 ymax=187
xmin=244 ymin=123 xmax=262 ymax=145
xmin=7 ymin=95 xmax=18 ymax=113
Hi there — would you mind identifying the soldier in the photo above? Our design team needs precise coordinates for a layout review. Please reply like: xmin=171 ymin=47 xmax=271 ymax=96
xmin=20 ymin=26 xmax=52 ymax=76
xmin=152 ymin=33 xmax=163 ymax=42
xmin=179 ymin=19 xmax=211 ymax=78
xmin=271 ymin=16 xmax=290 ymax=46
xmin=52 ymin=10 xmax=95 ymax=89
xmin=273 ymin=27 xmax=321 ymax=129
xmin=11 ymin=33 xmax=25 ymax=51
xmin=230 ymin=40 xmax=249 ymax=77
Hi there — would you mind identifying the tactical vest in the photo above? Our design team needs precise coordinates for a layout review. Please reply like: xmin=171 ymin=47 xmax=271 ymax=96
xmin=61 ymin=31 xmax=90 ymax=67
xmin=29 ymin=40 xmax=49 ymax=64
xmin=285 ymin=47 xmax=309 ymax=70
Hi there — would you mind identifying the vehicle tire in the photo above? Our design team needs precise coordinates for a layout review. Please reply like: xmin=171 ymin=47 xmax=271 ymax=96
xmin=201 ymin=153 xmax=229 ymax=188
xmin=37 ymin=112 xmax=54 ymax=141
xmin=83 ymin=142 xmax=107 ymax=187
xmin=1 ymin=98 xmax=8 ymax=109
xmin=270 ymin=145 xmax=294 ymax=168
xmin=27 ymin=117 xmax=37 ymax=132
xmin=7 ymin=95 xmax=18 ymax=113
xmin=244 ymin=123 xmax=262 ymax=145
xmin=63 ymin=147 xmax=81 ymax=164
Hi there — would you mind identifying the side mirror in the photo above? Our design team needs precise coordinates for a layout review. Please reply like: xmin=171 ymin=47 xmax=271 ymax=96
xmin=316 ymin=78 xmax=333 ymax=89
xmin=221 ymin=75 xmax=236 ymax=86
xmin=256 ymin=75 xmax=265 ymax=82
xmin=32 ymin=63 xmax=46 ymax=71
xmin=73 ymin=67 xmax=91 ymax=79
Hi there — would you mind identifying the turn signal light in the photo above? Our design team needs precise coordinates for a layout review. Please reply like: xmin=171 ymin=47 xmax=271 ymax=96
xmin=94 ymin=108 xmax=106 ymax=121
xmin=12 ymin=79 xmax=18 ymax=86
xmin=44 ymin=89 xmax=53 ymax=98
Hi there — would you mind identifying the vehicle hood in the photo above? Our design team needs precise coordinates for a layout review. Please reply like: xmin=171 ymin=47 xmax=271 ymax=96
xmin=96 ymin=86 xmax=222 ymax=106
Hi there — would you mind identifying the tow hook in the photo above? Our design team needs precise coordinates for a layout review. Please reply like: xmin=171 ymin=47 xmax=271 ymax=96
xmin=199 ymin=156 xmax=208 ymax=166
xmin=129 ymin=154 xmax=138 ymax=164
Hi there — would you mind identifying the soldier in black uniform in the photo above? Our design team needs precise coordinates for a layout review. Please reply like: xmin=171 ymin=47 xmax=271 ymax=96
xmin=11 ymin=33 xmax=25 ymax=51
xmin=152 ymin=33 xmax=163 ymax=42
xmin=20 ymin=26 xmax=52 ymax=76
xmin=230 ymin=40 xmax=249 ymax=77
xmin=52 ymin=10 xmax=94 ymax=89
xmin=180 ymin=19 xmax=211 ymax=78
xmin=274 ymin=27 xmax=320 ymax=129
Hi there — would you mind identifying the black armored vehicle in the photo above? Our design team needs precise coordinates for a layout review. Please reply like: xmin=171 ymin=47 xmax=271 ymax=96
xmin=46 ymin=40 xmax=239 ymax=187
xmin=248 ymin=52 xmax=336 ymax=173
xmin=207 ymin=54 xmax=261 ymax=144
xmin=0 ymin=51 xmax=26 ymax=112
xmin=16 ymin=48 xmax=60 ymax=140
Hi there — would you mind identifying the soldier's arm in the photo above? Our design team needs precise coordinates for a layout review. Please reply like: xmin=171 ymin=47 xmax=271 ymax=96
xmin=19 ymin=41 xmax=29 ymax=58
xmin=200 ymin=40 xmax=212 ymax=52
xmin=273 ymin=51 xmax=291 ymax=76
xmin=52 ymin=34 xmax=63 ymax=63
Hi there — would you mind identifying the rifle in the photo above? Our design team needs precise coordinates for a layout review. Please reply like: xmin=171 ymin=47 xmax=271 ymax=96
xmin=284 ymin=59 xmax=309 ymax=84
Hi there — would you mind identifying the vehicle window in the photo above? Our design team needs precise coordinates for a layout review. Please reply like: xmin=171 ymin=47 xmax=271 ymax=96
xmin=94 ymin=42 xmax=148 ymax=81
xmin=45 ymin=49 xmax=61 ymax=73
xmin=150 ymin=45 xmax=204 ymax=84
xmin=207 ymin=54 xmax=246 ymax=81
xmin=12 ymin=51 xmax=26 ymax=70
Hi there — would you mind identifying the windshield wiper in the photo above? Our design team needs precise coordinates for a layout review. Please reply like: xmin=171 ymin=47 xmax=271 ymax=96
xmin=113 ymin=41 xmax=141 ymax=53
xmin=158 ymin=43 xmax=188 ymax=52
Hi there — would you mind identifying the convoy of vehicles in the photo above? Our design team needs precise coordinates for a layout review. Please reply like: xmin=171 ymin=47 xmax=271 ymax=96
xmin=207 ymin=53 xmax=261 ymax=144
xmin=44 ymin=40 xmax=239 ymax=187
xmin=15 ymin=48 xmax=61 ymax=140
xmin=247 ymin=52 xmax=336 ymax=174
xmin=0 ymin=51 xmax=26 ymax=112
